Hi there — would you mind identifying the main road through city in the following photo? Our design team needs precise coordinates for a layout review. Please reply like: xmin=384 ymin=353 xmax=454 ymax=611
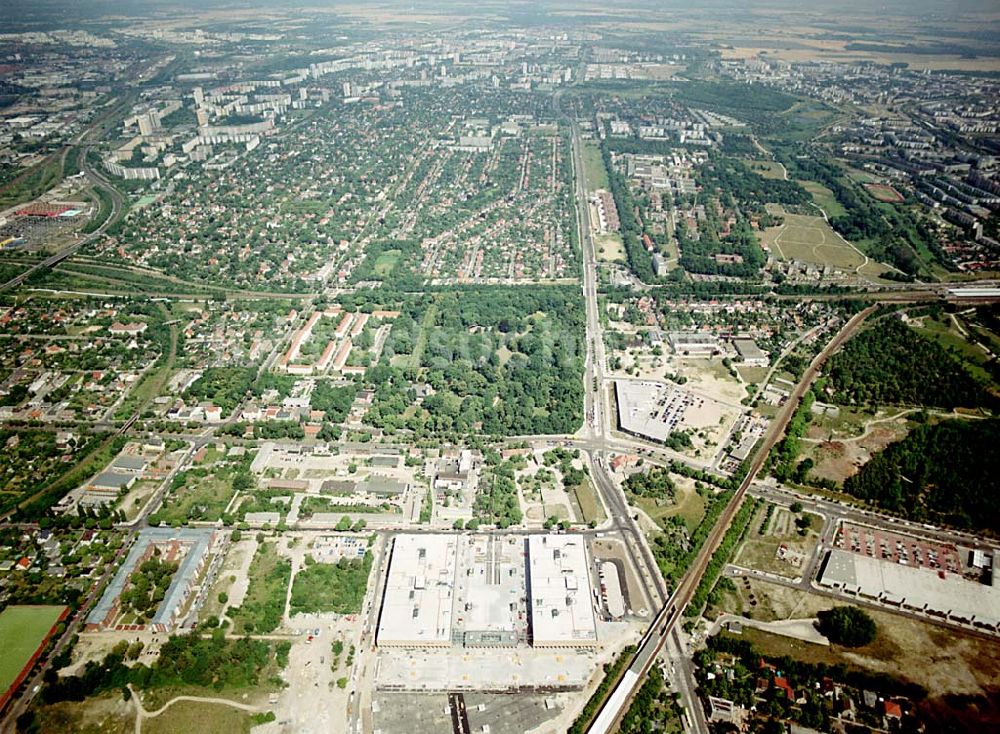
xmin=558 ymin=85 xmax=713 ymax=732
xmin=552 ymin=78 xmax=956 ymax=734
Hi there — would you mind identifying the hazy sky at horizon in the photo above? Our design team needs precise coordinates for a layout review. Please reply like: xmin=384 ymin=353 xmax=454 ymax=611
xmin=2 ymin=0 xmax=998 ymax=31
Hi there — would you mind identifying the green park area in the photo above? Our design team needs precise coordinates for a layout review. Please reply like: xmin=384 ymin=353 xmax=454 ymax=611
xmin=798 ymin=179 xmax=846 ymax=218
xmin=760 ymin=205 xmax=889 ymax=279
xmin=229 ymin=542 xmax=291 ymax=634
xmin=0 ymin=605 xmax=66 ymax=695
xmin=289 ymin=553 xmax=373 ymax=615
xmin=373 ymin=249 xmax=402 ymax=276
xmin=748 ymin=160 xmax=785 ymax=180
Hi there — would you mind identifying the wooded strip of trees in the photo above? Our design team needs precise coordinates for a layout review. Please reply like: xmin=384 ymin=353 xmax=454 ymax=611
xmin=686 ymin=498 xmax=762 ymax=617
xmin=41 ymin=631 xmax=276 ymax=704
xmin=600 ymin=134 xmax=656 ymax=282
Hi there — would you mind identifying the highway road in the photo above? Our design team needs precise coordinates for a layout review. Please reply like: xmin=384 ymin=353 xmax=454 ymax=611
xmin=555 ymin=86 xmax=709 ymax=731
xmin=557 ymin=88 xmax=606 ymax=442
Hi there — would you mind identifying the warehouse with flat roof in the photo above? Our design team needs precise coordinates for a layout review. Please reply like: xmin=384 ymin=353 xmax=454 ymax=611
xmin=376 ymin=534 xmax=457 ymax=647
xmin=819 ymin=549 xmax=1000 ymax=631
xmin=614 ymin=379 xmax=695 ymax=444
xmin=667 ymin=332 xmax=719 ymax=355
xmin=454 ymin=534 xmax=525 ymax=647
xmin=527 ymin=535 xmax=598 ymax=648
xmin=377 ymin=533 xmax=599 ymax=649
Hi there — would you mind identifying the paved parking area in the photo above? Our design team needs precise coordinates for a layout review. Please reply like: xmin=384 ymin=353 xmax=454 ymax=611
xmin=374 ymin=692 xmax=562 ymax=734
xmin=376 ymin=647 xmax=598 ymax=690
xmin=834 ymin=521 xmax=961 ymax=573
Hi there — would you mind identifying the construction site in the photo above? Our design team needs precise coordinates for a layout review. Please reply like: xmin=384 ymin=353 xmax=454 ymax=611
xmin=372 ymin=533 xmax=638 ymax=695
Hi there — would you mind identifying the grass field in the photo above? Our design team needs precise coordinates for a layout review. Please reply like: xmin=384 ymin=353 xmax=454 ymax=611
xmin=156 ymin=470 xmax=238 ymax=525
xmin=392 ymin=300 xmax=436 ymax=370
xmin=33 ymin=694 xmax=132 ymax=734
xmin=373 ymin=249 xmax=402 ymax=276
xmin=229 ymin=542 xmax=291 ymax=634
xmin=734 ymin=505 xmax=821 ymax=579
xmin=636 ymin=477 xmax=706 ymax=533
xmin=762 ymin=205 xmax=886 ymax=276
xmin=736 ymin=365 xmax=769 ymax=385
xmin=0 ymin=605 xmax=66 ymax=695
xmin=572 ymin=477 xmax=606 ymax=524
xmin=582 ymin=141 xmax=609 ymax=191
xmin=749 ymin=160 xmax=786 ymax=180
xmin=143 ymin=700 xmax=255 ymax=734
xmin=798 ymin=179 xmax=846 ymax=218
xmin=595 ymin=233 xmax=625 ymax=262
xmin=844 ymin=168 xmax=879 ymax=184
xmin=724 ymin=593 xmax=1000 ymax=705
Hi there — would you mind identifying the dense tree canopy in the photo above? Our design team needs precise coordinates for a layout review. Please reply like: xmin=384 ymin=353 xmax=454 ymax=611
xmin=843 ymin=418 xmax=1000 ymax=533
xmin=367 ymin=287 xmax=584 ymax=437
xmin=817 ymin=606 xmax=877 ymax=647
xmin=825 ymin=318 xmax=995 ymax=410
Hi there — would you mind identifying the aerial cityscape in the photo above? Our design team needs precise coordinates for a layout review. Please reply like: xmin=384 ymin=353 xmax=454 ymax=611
xmin=0 ymin=1 xmax=999 ymax=733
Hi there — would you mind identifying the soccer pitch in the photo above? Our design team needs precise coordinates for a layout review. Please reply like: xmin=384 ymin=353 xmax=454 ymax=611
xmin=0 ymin=605 xmax=66 ymax=695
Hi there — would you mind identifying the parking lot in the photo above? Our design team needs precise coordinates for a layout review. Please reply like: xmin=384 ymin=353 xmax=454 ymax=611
xmin=374 ymin=691 xmax=563 ymax=734
xmin=834 ymin=522 xmax=961 ymax=573
xmin=376 ymin=646 xmax=599 ymax=691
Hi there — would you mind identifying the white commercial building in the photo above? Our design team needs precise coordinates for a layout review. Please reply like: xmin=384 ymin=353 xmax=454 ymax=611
xmin=527 ymin=535 xmax=598 ymax=648
xmin=378 ymin=533 xmax=598 ymax=650
xmin=599 ymin=561 xmax=626 ymax=619
xmin=377 ymin=534 xmax=457 ymax=647
xmin=614 ymin=379 xmax=696 ymax=444
xmin=454 ymin=534 xmax=525 ymax=647
xmin=667 ymin=332 xmax=719 ymax=355
xmin=819 ymin=549 xmax=1000 ymax=631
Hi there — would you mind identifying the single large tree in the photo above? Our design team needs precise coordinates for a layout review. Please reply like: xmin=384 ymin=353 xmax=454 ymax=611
xmin=817 ymin=606 xmax=877 ymax=647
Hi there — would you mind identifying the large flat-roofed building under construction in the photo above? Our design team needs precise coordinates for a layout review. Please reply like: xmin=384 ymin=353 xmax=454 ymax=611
xmin=527 ymin=535 xmax=598 ymax=648
xmin=376 ymin=534 xmax=456 ymax=647
xmin=376 ymin=533 xmax=598 ymax=649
